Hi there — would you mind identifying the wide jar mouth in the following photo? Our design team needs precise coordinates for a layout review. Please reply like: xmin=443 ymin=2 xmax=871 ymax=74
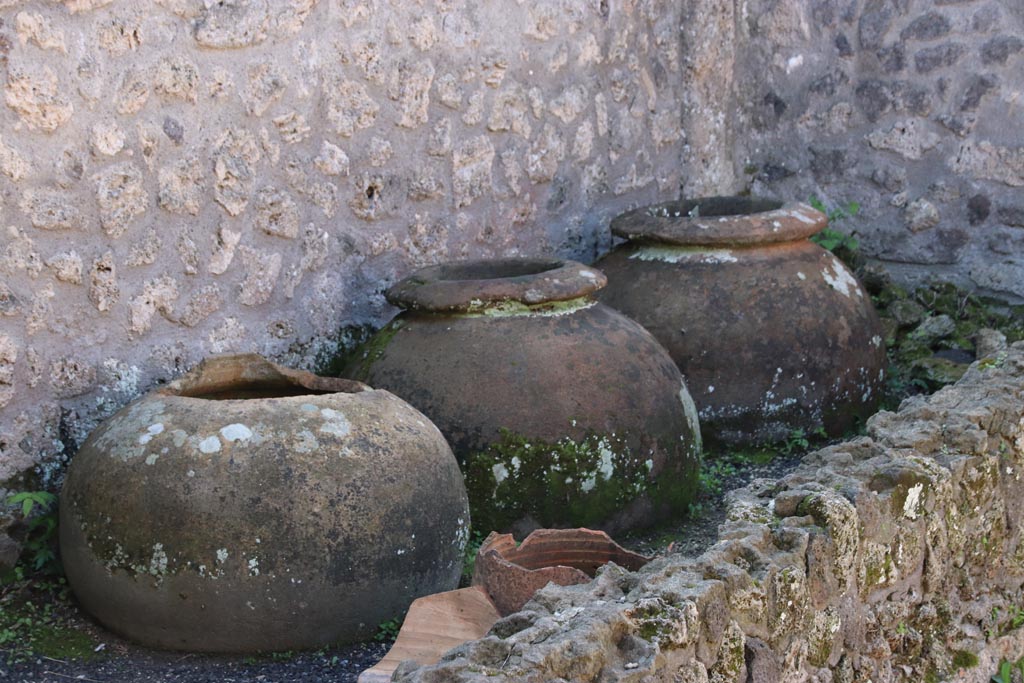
xmin=167 ymin=354 xmax=366 ymax=400
xmin=385 ymin=258 xmax=608 ymax=313
xmin=610 ymin=196 xmax=827 ymax=247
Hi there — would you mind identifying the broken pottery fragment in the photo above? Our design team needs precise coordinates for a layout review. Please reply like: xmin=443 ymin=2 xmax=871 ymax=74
xmin=597 ymin=196 xmax=887 ymax=446
xmin=60 ymin=353 xmax=469 ymax=652
xmin=472 ymin=528 xmax=651 ymax=616
xmin=344 ymin=258 xmax=702 ymax=535
xmin=358 ymin=528 xmax=648 ymax=682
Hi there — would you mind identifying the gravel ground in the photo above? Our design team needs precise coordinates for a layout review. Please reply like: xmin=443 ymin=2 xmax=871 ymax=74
xmin=0 ymin=451 xmax=806 ymax=683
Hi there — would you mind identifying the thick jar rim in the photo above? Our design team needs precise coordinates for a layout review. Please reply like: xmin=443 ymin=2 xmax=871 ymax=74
xmin=163 ymin=353 xmax=366 ymax=401
xmin=385 ymin=258 xmax=607 ymax=313
xmin=610 ymin=196 xmax=828 ymax=247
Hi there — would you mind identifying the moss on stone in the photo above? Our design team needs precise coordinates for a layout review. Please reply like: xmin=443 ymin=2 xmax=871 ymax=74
xmin=343 ymin=319 xmax=405 ymax=383
xmin=951 ymin=650 xmax=979 ymax=669
xmin=464 ymin=428 xmax=697 ymax=532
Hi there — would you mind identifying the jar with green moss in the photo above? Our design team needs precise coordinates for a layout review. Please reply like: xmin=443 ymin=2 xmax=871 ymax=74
xmin=345 ymin=258 xmax=702 ymax=535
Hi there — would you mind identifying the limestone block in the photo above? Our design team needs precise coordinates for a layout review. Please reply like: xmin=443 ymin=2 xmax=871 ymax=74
xmin=15 ymin=11 xmax=66 ymax=53
xmin=49 ymin=356 xmax=96 ymax=398
xmin=125 ymin=230 xmax=163 ymax=267
xmin=208 ymin=225 xmax=242 ymax=275
xmin=237 ymin=246 xmax=281 ymax=306
xmin=314 ymin=141 xmax=349 ymax=176
xmin=950 ymin=141 xmax=1024 ymax=187
xmin=20 ymin=189 xmax=80 ymax=231
xmin=128 ymin=276 xmax=179 ymax=336
xmin=272 ymin=112 xmax=310 ymax=144
xmin=0 ymin=136 xmax=30 ymax=181
xmin=212 ymin=129 xmax=261 ymax=216
xmin=326 ymin=79 xmax=379 ymax=137
xmin=4 ymin=65 xmax=73 ymax=131
xmin=45 ymin=251 xmax=83 ymax=284
xmin=90 ymin=122 xmax=126 ymax=157
xmin=452 ymin=136 xmax=495 ymax=208
xmin=158 ymin=156 xmax=204 ymax=215
xmin=94 ymin=163 xmax=148 ymax=238
xmin=88 ymin=251 xmax=120 ymax=312
xmin=254 ymin=188 xmax=300 ymax=239
xmin=392 ymin=60 xmax=434 ymax=129
xmin=905 ymin=199 xmax=941 ymax=233
xmin=244 ymin=61 xmax=288 ymax=116
xmin=866 ymin=119 xmax=941 ymax=160
xmin=153 ymin=56 xmax=199 ymax=104
xmin=0 ymin=334 xmax=17 ymax=409
xmin=194 ymin=0 xmax=269 ymax=48
xmin=179 ymin=284 xmax=222 ymax=327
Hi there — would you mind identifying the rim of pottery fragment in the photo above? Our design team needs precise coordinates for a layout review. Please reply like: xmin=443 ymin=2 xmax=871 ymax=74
xmin=610 ymin=195 xmax=828 ymax=248
xmin=161 ymin=353 xmax=368 ymax=401
xmin=384 ymin=257 xmax=608 ymax=314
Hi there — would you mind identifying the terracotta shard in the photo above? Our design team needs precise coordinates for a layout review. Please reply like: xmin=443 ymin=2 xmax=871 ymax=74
xmin=472 ymin=528 xmax=651 ymax=616
xmin=357 ymin=586 xmax=501 ymax=683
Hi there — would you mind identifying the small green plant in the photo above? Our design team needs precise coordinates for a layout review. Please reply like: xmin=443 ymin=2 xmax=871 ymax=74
xmin=991 ymin=657 xmax=1024 ymax=683
xmin=895 ymin=621 xmax=909 ymax=636
xmin=808 ymin=196 xmax=862 ymax=268
xmin=781 ymin=428 xmax=810 ymax=455
xmin=374 ymin=616 xmax=403 ymax=643
xmin=5 ymin=490 xmax=60 ymax=577
xmin=461 ymin=530 xmax=486 ymax=584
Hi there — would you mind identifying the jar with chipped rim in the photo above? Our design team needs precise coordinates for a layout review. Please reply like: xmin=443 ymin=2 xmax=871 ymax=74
xmin=59 ymin=353 xmax=470 ymax=653
xmin=344 ymin=257 xmax=702 ymax=536
xmin=596 ymin=196 xmax=887 ymax=446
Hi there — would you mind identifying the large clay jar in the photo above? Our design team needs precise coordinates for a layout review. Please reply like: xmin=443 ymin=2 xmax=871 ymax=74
xmin=345 ymin=258 xmax=701 ymax=535
xmin=60 ymin=354 xmax=470 ymax=653
xmin=596 ymin=196 xmax=887 ymax=446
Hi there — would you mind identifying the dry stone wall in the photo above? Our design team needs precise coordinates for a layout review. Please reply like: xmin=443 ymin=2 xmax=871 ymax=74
xmin=0 ymin=0 xmax=686 ymax=487
xmin=731 ymin=0 xmax=1024 ymax=301
xmin=394 ymin=339 xmax=1024 ymax=683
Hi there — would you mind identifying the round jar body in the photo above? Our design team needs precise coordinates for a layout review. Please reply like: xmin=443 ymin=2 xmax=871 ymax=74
xmin=346 ymin=259 xmax=702 ymax=535
xmin=60 ymin=354 xmax=469 ymax=653
xmin=597 ymin=199 xmax=886 ymax=446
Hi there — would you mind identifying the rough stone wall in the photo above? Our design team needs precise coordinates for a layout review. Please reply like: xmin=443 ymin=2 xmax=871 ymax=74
xmin=0 ymin=0 xmax=686 ymax=486
xmin=394 ymin=339 xmax=1024 ymax=683
xmin=732 ymin=0 xmax=1024 ymax=301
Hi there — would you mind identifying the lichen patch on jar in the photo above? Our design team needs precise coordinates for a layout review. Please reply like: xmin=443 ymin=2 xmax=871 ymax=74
xmin=220 ymin=423 xmax=253 ymax=442
xmin=630 ymin=246 xmax=739 ymax=264
xmin=198 ymin=435 xmax=221 ymax=453
xmin=821 ymin=257 xmax=863 ymax=298
xmin=138 ymin=423 xmax=164 ymax=445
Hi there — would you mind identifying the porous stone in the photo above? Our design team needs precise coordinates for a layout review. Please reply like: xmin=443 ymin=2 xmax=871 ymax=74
xmin=128 ymin=277 xmax=179 ymax=337
xmin=4 ymin=65 xmax=73 ymax=131
xmin=237 ymin=246 xmax=281 ymax=306
xmin=153 ymin=55 xmax=199 ymax=104
xmin=194 ymin=0 xmax=269 ymax=48
xmin=452 ymin=136 xmax=495 ymax=208
xmin=326 ymin=79 xmax=379 ymax=137
xmin=866 ymin=119 xmax=941 ymax=160
xmin=158 ymin=156 xmax=204 ymax=216
xmin=0 ymin=334 xmax=17 ymax=408
xmin=19 ymin=189 xmax=80 ymax=231
xmin=45 ymin=251 xmax=83 ymax=284
xmin=905 ymin=198 xmax=941 ymax=233
xmin=314 ymin=141 xmax=349 ymax=176
xmin=49 ymin=357 xmax=96 ymax=398
xmin=244 ymin=61 xmax=287 ymax=116
xmin=88 ymin=251 xmax=119 ymax=313
xmin=94 ymin=163 xmax=148 ymax=238
xmin=212 ymin=128 xmax=261 ymax=216
xmin=208 ymin=225 xmax=242 ymax=275
xmin=253 ymin=187 xmax=300 ymax=239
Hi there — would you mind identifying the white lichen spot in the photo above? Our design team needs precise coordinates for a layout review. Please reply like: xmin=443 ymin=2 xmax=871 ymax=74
xmin=707 ymin=385 xmax=715 ymax=393
xmin=220 ymin=423 xmax=253 ymax=442
xmin=645 ymin=459 xmax=654 ymax=471
xmin=492 ymin=462 xmax=509 ymax=485
xmin=149 ymin=543 xmax=168 ymax=576
xmin=785 ymin=54 xmax=804 ymax=73
xmin=216 ymin=548 xmax=229 ymax=564
xmin=248 ymin=557 xmax=260 ymax=576
xmin=871 ymin=335 xmax=882 ymax=348
xmin=821 ymin=257 xmax=862 ymax=298
xmin=581 ymin=474 xmax=597 ymax=492
xmin=199 ymin=436 xmax=221 ymax=453
xmin=797 ymin=271 xmax=807 ymax=281
xmin=510 ymin=456 xmax=521 ymax=473
xmin=631 ymin=246 xmax=738 ymax=264
xmin=396 ymin=548 xmax=406 ymax=555
xmin=578 ymin=269 xmax=599 ymax=281
xmin=319 ymin=408 xmax=351 ymax=438
xmin=300 ymin=403 xmax=319 ymax=412
xmin=145 ymin=453 xmax=160 ymax=465
xmin=187 ymin=469 xmax=196 ymax=477
xmin=139 ymin=423 xmax=165 ymax=445
xmin=597 ymin=442 xmax=615 ymax=480
xmin=903 ymin=483 xmax=924 ymax=520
